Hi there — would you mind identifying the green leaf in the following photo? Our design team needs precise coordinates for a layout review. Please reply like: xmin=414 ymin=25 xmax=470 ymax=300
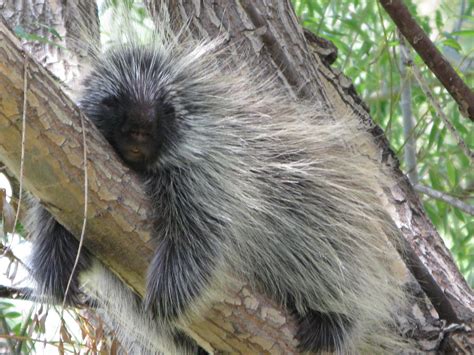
xmin=14 ymin=26 xmax=66 ymax=50
xmin=442 ymin=38 xmax=462 ymax=52
xmin=387 ymin=40 xmax=400 ymax=47
xmin=0 ymin=302 xmax=14 ymax=310
xmin=424 ymin=201 xmax=440 ymax=226
xmin=424 ymin=120 xmax=436 ymax=152
xmin=438 ymin=127 xmax=447 ymax=152
xmin=435 ymin=10 xmax=443 ymax=31
xmin=12 ymin=322 xmax=22 ymax=334
xmin=429 ymin=170 xmax=443 ymax=190
xmin=451 ymin=30 xmax=474 ymax=36
xmin=15 ymin=26 xmax=45 ymax=42
xmin=453 ymin=207 xmax=466 ymax=223
xmin=15 ymin=222 xmax=25 ymax=236
xmin=439 ymin=202 xmax=448 ymax=228
xmin=446 ymin=160 xmax=457 ymax=187
xmin=3 ymin=311 xmax=22 ymax=319
xmin=37 ymin=24 xmax=63 ymax=40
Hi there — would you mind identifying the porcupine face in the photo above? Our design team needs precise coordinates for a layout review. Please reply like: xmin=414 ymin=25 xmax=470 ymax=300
xmin=78 ymin=46 xmax=178 ymax=172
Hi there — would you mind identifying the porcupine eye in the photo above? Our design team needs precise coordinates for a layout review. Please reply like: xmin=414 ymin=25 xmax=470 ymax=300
xmin=101 ymin=96 xmax=119 ymax=108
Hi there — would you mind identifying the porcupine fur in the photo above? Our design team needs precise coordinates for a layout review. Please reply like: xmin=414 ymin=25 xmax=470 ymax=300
xmin=27 ymin=9 xmax=408 ymax=355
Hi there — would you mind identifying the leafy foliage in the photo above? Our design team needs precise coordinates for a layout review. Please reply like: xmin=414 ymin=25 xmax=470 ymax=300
xmin=293 ymin=0 xmax=473 ymax=286
xmin=0 ymin=300 xmax=33 ymax=354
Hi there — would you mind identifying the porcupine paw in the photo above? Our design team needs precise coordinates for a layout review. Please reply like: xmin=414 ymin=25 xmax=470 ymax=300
xmin=295 ymin=310 xmax=351 ymax=353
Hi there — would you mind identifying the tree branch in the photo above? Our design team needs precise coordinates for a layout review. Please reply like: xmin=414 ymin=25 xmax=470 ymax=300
xmin=398 ymin=34 xmax=418 ymax=185
xmin=0 ymin=15 xmax=151 ymax=296
xmin=415 ymin=184 xmax=474 ymax=216
xmin=379 ymin=0 xmax=474 ymax=121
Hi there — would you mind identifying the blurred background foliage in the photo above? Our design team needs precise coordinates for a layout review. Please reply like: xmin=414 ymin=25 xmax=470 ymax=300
xmin=292 ymin=0 xmax=473 ymax=286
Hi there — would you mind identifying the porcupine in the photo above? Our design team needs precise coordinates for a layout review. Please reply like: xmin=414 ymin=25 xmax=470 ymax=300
xmin=27 ymin=11 xmax=407 ymax=355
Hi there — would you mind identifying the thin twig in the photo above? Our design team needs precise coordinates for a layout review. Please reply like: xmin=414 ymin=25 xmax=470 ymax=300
xmin=415 ymin=184 xmax=474 ymax=216
xmin=9 ymin=55 xmax=28 ymax=245
xmin=0 ymin=333 xmax=94 ymax=351
xmin=0 ymin=241 xmax=31 ymax=272
xmin=62 ymin=112 xmax=88 ymax=310
xmin=315 ymin=0 xmax=331 ymax=36
xmin=398 ymin=34 xmax=418 ymax=184
xmin=453 ymin=0 xmax=466 ymax=35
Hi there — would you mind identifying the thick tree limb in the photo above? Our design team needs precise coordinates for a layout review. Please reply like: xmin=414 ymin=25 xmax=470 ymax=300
xmin=379 ymin=0 xmax=474 ymax=121
xmin=0 ymin=15 xmax=152 ymax=296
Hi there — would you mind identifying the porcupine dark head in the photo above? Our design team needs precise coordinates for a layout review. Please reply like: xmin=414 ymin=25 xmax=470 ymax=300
xmin=78 ymin=45 xmax=179 ymax=172
xmin=76 ymin=30 xmax=230 ymax=175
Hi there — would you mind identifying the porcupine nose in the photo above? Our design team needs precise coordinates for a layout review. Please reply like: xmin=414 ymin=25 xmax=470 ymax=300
xmin=126 ymin=128 xmax=151 ymax=160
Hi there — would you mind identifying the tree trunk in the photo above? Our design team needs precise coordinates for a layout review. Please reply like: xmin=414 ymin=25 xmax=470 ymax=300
xmin=0 ymin=0 xmax=473 ymax=353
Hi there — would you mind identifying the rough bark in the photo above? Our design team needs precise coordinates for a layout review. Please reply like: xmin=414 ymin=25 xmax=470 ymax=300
xmin=0 ymin=16 xmax=152 ymax=296
xmin=1 ymin=0 xmax=473 ymax=353
xmin=0 ymin=0 xmax=99 ymax=215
